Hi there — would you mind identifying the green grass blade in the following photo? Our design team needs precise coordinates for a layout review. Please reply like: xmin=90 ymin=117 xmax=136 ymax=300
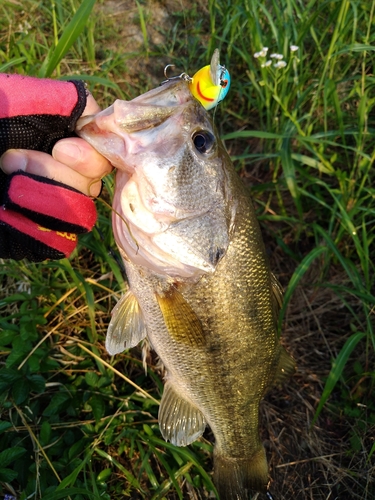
xmin=59 ymin=73 xmax=123 ymax=92
xmin=145 ymin=435 xmax=218 ymax=495
xmin=368 ymin=441 xmax=375 ymax=462
xmin=39 ymin=0 xmax=97 ymax=78
xmin=41 ymin=487 xmax=98 ymax=500
xmin=137 ymin=441 xmax=159 ymax=489
xmin=278 ymin=246 xmax=327 ymax=332
xmin=0 ymin=57 xmax=26 ymax=72
xmin=222 ymin=130 xmax=284 ymax=140
xmin=136 ymin=0 xmax=149 ymax=54
xmin=313 ymin=224 xmax=364 ymax=290
xmin=95 ymin=448 xmax=143 ymax=490
xmin=291 ymin=153 xmax=334 ymax=175
xmin=313 ymin=331 xmax=366 ymax=424
xmin=150 ymin=460 xmax=192 ymax=500
xmin=280 ymin=135 xmax=303 ymax=218
xmin=56 ymin=450 xmax=93 ymax=490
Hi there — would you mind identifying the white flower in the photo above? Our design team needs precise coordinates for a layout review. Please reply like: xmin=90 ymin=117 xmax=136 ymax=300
xmin=274 ymin=60 xmax=287 ymax=69
xmin=254 ymin=47 xmax=269 ymax=58
xmin=290 ymin=45 xmax=299 ymax=52
xmin=261 ymin=60 xmax=272 ymax=68
xmin=17 ymin=20 xmax=32 ymax=34
xmin=270 ymin=53 xmax=284 ymax=60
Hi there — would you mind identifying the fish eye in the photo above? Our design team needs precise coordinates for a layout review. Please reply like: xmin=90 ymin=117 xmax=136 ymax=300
xmin=192 ymin=131 xmax=215 ymax=154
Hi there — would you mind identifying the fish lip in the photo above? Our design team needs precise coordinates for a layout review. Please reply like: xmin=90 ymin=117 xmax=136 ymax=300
xmin=76 ymin=110 xmax=135 ymax=173
xmin=131 ymin=79 xmax=194 ymax=106
xmin=110 ymin=80 xmax=196 ymax=134
xmin=75 ymin=114 xmax=94 ymax=132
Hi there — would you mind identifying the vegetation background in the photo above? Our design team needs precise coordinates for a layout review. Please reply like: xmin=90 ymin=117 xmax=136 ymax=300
xmin=0 ymin=0 xmax=374 ymax=498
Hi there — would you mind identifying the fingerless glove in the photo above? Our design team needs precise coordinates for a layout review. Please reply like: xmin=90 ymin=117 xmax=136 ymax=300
xmin=0 ymin=74 xmax=97 ymax=261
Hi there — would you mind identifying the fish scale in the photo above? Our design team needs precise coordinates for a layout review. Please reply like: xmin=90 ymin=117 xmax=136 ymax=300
xmin=77 ymin=77 xmax=295 ymax=499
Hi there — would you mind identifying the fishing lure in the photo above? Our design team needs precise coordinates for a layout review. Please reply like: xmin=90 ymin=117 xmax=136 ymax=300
xmin=189 ymin=49 xmax=231 ymax=110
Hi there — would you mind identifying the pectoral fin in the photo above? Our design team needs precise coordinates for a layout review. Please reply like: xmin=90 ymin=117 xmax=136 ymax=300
xmin=159 ymin=382 xmax=206 ymax=447
xmin=106 ymin=290 xmax=147 ymax=355
xmin=156 ymin=288 xmax=205 ymax=347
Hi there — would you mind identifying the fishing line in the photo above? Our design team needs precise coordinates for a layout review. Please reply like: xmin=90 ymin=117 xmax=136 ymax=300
xmin=93 ymin=225 xmax=125 ymax=277
xmin=212 ymin=86 xmax=222 ymax=122
xmin=95 ymin=194 xmax=140 ymax=255
xmin=87 ymin=176 xmax=104 ymax=198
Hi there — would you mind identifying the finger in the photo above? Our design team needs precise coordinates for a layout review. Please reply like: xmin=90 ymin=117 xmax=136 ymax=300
xmin=52 ymin=137 xmax=113 ymax=178
xmin=84 ymin=92 xmax=101 ymax=116
xmin=0 ymin=149 xmax=104 ymax=197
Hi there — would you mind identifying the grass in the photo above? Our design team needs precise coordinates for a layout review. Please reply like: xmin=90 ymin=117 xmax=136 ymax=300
xmin=0 ymin=0 xmax=374 ymax=498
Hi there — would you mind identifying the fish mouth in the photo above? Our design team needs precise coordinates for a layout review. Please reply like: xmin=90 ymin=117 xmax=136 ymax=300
xmin=76 ymin=79 xmax=196 ymax=172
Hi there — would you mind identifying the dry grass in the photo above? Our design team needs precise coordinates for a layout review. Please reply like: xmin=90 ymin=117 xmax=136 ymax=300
xmin=260 ymin=261 xmax=375 ymax=499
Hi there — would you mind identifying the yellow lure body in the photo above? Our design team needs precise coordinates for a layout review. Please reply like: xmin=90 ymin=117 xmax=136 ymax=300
xmin=189 ymin=50 xmax=231 ymax=110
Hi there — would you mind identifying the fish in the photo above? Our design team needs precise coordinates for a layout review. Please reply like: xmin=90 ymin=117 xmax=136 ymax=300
xmin=189 ymin=48 xmax=231 ymax=110
xmin=76 ymin=76 xmax=295 ymax=499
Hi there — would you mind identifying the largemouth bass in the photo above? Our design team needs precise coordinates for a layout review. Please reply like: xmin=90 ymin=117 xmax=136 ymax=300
xmin=77 ymin=78 xmax=295 ymax=499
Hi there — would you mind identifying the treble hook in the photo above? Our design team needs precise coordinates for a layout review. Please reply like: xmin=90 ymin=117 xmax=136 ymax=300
xmin=163 ymin=64 xmax=175 ymax=79
xmin=162 ymin=64 xmax=192 ymax=84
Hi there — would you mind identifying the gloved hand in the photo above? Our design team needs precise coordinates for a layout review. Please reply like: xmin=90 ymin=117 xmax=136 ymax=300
xmin=0 ymin=169 xmax=97 ymax=261
xmin=0 ymin=74 xmax=111 ymax=261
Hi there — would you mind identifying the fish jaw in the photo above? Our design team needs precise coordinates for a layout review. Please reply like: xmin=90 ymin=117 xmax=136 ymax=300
xmin=76 ymin=101 xmax=178 ymax=171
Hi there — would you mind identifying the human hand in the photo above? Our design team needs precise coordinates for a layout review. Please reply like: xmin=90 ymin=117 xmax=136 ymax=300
xmin=0 ymin=76 xmax=112 ymax=261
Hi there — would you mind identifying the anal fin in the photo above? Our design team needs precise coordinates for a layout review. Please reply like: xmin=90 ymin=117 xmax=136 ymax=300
xmin=106 ymin=290 xmax=147 ymax=355
xmin=159 ymin=382 xmax=206 ymax=447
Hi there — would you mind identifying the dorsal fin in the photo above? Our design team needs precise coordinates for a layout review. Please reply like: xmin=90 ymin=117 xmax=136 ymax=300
xmin=106 ymin=290 xmax=147 ymax=355
xmin=270 ymin=272 xmax=283 ymax=325
xmin=273 ymin=346 xmax=296 ymax=386
xmin=156 ymin=287 xmax=205 ymax=347
xmin=159 ymin=382 xmax=206 ymax=446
